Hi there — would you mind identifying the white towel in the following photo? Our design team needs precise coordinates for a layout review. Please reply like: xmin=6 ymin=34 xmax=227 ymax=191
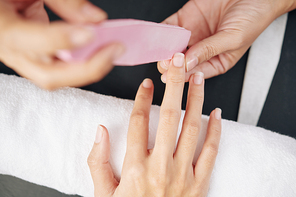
xmin=0 ymin=73 xmax=296 ymax=197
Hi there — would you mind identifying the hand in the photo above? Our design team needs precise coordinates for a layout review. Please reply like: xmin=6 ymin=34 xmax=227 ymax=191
xmin=0 ymin=0 xmax=124 ymax=90
xmin=157 ymin=0 xmax=296 ymax=81
xmin=88 ymin=53 xmax=222 ymax=196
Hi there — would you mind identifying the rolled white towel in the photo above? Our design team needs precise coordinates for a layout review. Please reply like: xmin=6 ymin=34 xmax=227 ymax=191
xmin=0 ymin=73 xmax=295 ymax=197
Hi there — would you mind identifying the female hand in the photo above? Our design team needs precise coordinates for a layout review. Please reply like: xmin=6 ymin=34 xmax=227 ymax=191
xmin=87 ymin=53 xmax=222 ymax=196
xmin=0 ymin=0 xmax=124 ymax=89
xmin=158 ymin=0 xmax=296 ymax=80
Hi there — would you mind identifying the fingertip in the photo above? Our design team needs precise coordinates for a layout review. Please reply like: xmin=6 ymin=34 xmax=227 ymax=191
xmin=214 ymin=108 xmax=222 ymax=120
xmin=95 ymin=125 xmax=104 ymax=144
xmin=192 ymin=72 xmax=204 ymax=85
xmin=142 ymin=78 xmax=153 ymax=89
xmin=81 ymin=2 xmax=108 ymax=23
xmin=161 ymin=72 xmax=167 ymax=83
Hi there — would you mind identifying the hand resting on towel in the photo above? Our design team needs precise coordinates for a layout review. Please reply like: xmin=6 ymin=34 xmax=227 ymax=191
xmin=0 ymin=0 xmax=124 ymax=90
xmin=87 ymin=53 xmax=222 ymax=196
xmin=157 ymin=0 xmax=296 ymax=80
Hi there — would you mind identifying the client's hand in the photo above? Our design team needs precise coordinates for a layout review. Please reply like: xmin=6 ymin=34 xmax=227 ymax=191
xmin=0 ymin=0 xmax=124 ymax=90
xmin=157 ymin=0 xmax=296 ymax=80
xmin=88 ymin=53 xmax=222 ymax=196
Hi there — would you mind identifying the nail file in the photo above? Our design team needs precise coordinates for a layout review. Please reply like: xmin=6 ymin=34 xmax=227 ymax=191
xmin=56 ymin=19 xmax=191 ymax=66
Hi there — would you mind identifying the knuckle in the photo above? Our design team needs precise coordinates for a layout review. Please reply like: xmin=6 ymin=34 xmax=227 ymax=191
xmin=130 ymin=110 xmax=149 ymax=126
xmin=204 ymin=143 xmax=219 ymax=159
xmin=161 ymin=108 xmax=181 ymax=125
xmin=202 ymin=44 xmax=218 ymax=61
xmin=149 ymin=172 xmax=168 ymax=191
xmin=167 ymin=74 xmax=184 ymax=85
xmin=125 ymin=163 xmax=146 ymax=180
xmin=137 ymin=92 xmax=152 ymax=102
xmin=184 ymin=120 xmax=200 ymax=139
xmin=87 ymin=154 xmax=98 ymax=168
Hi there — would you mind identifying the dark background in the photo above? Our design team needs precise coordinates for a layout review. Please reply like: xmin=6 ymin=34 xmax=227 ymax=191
xmin=0 ymin=0 xmax=295 ymax=196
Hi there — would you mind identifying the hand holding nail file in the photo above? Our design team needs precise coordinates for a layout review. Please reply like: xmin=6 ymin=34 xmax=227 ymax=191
xmin=56 ymin=19 xmax=191 ymax=66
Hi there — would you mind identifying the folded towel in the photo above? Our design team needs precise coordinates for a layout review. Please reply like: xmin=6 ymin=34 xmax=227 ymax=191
xmin=0 ymin=74 xmax=296 ymax=197
xmin=238 ymin=14 xmax=288 ymax=125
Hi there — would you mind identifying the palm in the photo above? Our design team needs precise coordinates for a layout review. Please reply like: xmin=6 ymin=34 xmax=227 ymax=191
xmin=163 ymin=0 xmax=278 ymax=78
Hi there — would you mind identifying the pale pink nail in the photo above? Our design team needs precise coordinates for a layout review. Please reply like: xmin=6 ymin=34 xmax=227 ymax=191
xmin=186 ymin=56 xmax=198 ymax=72
xmin=172 ymin=53 xmax=185 ymax=67
xmin=143 ymin=78 xmax=152 ymax=88
xmin=161 ymin=73 xmax=167 ymax=83
xmin=160 ymin=60 xmax=168 ymax=69
xmin=194 ymin=72 xmax=204 ymax=85
xmin=215 ymin=108 xmax=222 ymax=120
xmin=95 ymin=125 xmax=103 ymax=143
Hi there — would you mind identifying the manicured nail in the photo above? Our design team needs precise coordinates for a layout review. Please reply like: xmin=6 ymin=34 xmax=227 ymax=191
xmin=193 ymin=72 xmax=204 ymax=85
xmin=186 ymin=56 xmax=198 ymax=72
xmin=82 ymin=3 xmax=107 ymax=22
xmin=215 ymin=108 xmax=222 ymax=120
xmin=172 ymin=53 xmax=185 ymax=67
xmin=70 ymin=27 xmax=94 ymax=46
xmin=143 ymin=78 xmax=152 ymax=88
xmin=95 ymin=125 xmax=103 ymax=143
xmin=161 ymin=73 xmax=167 ymax=83
xmin=160 ymin=60 xmax=168 ymax=69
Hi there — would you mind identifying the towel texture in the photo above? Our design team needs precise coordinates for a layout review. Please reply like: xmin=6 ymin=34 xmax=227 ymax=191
xmin=0 ymin=74 xmax=296 ymax=197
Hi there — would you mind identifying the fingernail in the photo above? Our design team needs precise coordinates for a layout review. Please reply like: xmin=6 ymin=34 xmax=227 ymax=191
xmin=172 ymin=53 xmax=185 ymax=67
xmin=160 ymin=60 xmax=168 ymax=69
xmin=95 ymin=125 xmax=103 ymax=143
xmin=82 ymin=3 xmax=107 ymax=22
xmin=186 ymin=56 xmax=198 ymax=72
xmin=215 ymin=108 xmax=222 ymax=120
xmin=70 ymin=27 xmax=94 ymax=46
xmin=161 ymin=73 xmax=167 ymax=83
xmin=193 ymin=72 xmax=204 ymax=85
xmin=143 ymin=78 xmax=152 ymax=88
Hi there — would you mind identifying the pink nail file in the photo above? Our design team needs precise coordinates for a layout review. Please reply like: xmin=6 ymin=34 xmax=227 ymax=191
xmin=56 ymin=19 xmax=191 ymax=66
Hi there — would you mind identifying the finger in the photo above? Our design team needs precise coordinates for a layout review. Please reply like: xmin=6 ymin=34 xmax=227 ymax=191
xmin=1 ymin=21 xmax=95 ymax=54
xmin=12 ymin=43 xmax=124 ymax=90
xmin=184 ymin=46 xmax=249 ymax=79
xmin=157 ymin=59 xmax=170 ymax=74
xmin=162 ymin=12 xmax=178 ymax=25
xmin=45 ymin=0 xmax=107 ymax=24
xmin=185 ymin=30 xmax=245 ymax=72
xmin=174 ymin=72 xmax=204 ymax=165
xmin=87 ymin=125 xmax=118 ymax=197
xmin=160 ymin=71 xmax=167 ymax=84
xmin=126 ymin=78 xmax=154 ymax=158
xmin=21 ymin=0 xmax=49 ymax=23
xmin=194 ymin=108 xmax=222 ymax=183
xmin=154 ymin=53 xmax=185 ymax=156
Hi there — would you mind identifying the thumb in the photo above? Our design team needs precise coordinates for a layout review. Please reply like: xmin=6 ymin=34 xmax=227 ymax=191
xmin=87 ymin=125 xmax=118 ymax=197
xmin=45 ymin=0 xmax=107 ymax=24
xmin=185 ymin=31 xmax=243 ymax=72
xmin=22 ymin=1 xmax=49 ymax=23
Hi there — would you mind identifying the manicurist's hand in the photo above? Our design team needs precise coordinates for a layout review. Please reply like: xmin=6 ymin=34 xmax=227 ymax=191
xmin=0 ymin=0 xmax=124 ymax=89
xmin=158 ymin=0 xmax=296 ymax=80
xmin=88 ymin=53 xmax=222 ymax=197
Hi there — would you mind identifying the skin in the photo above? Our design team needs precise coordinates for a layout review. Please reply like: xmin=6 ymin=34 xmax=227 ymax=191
xmin=0 ymin=0 xmax=124 ymax=90
xmin=88 ymin=53 xmax=222 ymax=197
xmin=157 ymin=0 xmax=296 ymax=81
